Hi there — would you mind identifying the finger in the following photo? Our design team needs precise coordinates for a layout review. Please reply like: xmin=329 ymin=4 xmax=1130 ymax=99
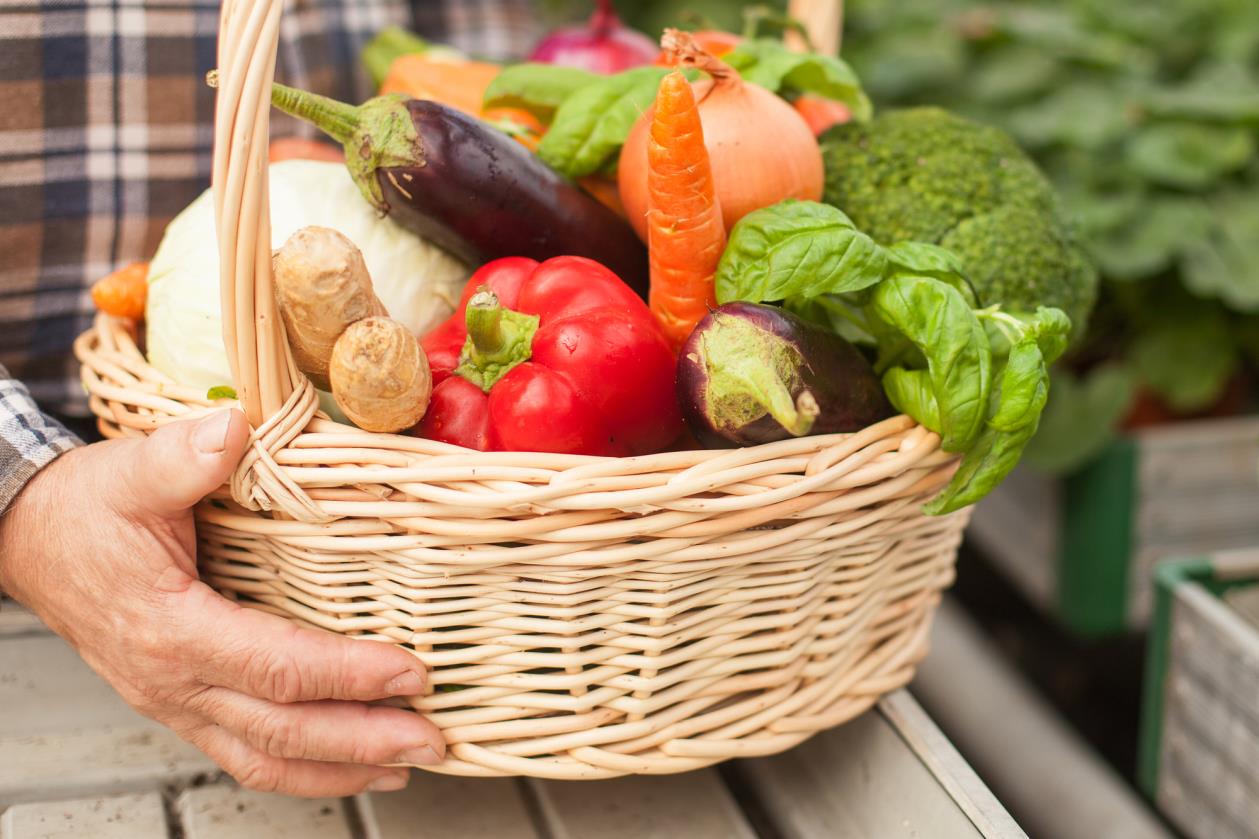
xmin=181 ymin=581 xmax=429 ymax=703
xmin=188 ymin=723 xmax=412 ymax=797
xmin=189 ymin=687 xmax=445 ymax=766
xmin=114 ymin=409 xmax=251 ymax=519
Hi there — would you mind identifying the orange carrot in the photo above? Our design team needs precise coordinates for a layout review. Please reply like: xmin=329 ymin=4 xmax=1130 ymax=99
xmin=646 ymin=71 xmax=726 ymax=351
xmin=91 ymin=262 xmax=148 ymax=321
xmin=379 ymin=54 xmax=501 ymax=117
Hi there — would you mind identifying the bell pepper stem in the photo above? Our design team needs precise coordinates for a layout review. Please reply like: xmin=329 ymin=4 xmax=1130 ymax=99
xmin=455 ymin=290 xmax=539 ymax=392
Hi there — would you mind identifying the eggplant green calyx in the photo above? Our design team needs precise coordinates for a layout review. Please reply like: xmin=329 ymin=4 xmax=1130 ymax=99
xmin=270 ymin=83 xmax=420 ymax=212
xmin=455 ymin=289 xmax=539 ymax=392
xmin=695 ymin=313 xmax=819 ymax=437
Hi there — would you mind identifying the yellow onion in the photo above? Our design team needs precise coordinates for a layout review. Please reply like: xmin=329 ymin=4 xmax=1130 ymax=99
xmin=619 ymin=30 xmax=824 ymax=242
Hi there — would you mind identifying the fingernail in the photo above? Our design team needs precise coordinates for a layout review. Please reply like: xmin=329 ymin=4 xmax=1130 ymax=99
xmin=367 ymin=772 xmax=409 ymax=792
xmin=384 ymin=669 xmax=425 ymax=696
xmin=396 ymin=744 xmax=442 ymax=766
xmin=193 ymin=410 xmax=233 ymax=454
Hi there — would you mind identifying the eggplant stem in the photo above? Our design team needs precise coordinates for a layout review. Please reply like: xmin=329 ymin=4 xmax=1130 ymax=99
xmin=271 ymin=82 xmax=360 ymax=146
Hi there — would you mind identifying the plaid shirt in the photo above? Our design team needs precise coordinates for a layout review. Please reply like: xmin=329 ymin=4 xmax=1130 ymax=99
xmin=0 ymin=0 xmax=541 ymax=512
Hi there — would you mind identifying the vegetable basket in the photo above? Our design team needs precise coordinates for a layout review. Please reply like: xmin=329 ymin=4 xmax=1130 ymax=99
xmin=73 ymin=0 xmax=969 ymax=779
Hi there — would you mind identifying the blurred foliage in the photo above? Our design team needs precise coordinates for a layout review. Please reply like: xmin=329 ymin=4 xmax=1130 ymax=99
xmin=844 ymin=0 xmax=1259 ymax=469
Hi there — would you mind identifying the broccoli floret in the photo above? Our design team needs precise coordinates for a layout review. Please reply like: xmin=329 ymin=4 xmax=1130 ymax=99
xmin=820 ymin=107 xmax=1097 ymax=333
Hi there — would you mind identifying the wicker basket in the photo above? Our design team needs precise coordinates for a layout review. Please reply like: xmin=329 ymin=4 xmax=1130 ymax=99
xmin=72 ymin=0 xmax=970 ymax=779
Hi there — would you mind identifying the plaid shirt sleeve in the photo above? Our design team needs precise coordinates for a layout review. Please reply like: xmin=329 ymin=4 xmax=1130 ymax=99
xmin=0 ymin=364 xmax=80 ymax=514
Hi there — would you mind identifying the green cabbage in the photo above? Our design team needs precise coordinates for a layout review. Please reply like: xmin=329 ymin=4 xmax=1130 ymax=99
xmin=146 ymin=160 xmax=470 ymax=401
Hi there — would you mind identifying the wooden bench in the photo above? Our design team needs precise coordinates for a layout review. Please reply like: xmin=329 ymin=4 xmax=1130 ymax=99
xmin=0 ymin=599 xmax=1023 ymax=838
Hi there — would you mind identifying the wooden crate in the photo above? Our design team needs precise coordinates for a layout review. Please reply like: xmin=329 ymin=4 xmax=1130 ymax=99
xmin=969 ymin=416 xmax=1259 ymax=637
xmin=1138 ymin=550 xmax=1259 ymax=839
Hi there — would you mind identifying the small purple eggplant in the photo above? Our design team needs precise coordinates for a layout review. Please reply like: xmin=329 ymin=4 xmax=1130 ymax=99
xmin=677 ymin=302 xmax=891 ymax=447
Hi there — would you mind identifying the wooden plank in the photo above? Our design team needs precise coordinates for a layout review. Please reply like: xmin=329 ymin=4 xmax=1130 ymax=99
xmin=913 ymin=597 xmax=1171 ymax=839
xmin=0 ymin=792 xmax=168 ymax=839
xmin=880 ymin=691 xmax=1026 ymax=839
xmin=0 ymin=633 xmax=216 ymax=804
xmin=357 ymin=775 xmax=540 ymax=839
xmin=0 ymin=598 xmax=46 ymax=637
xmin=732 ymin=702 xmax=987 ymax=838
xmin=177 ymin=786 xmax=351 ymax=839
xmin=530 ymin=769 xmax=754 ymax=839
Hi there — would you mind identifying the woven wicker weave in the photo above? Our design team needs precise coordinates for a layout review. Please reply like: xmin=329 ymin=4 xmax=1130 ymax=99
xmin=73 ymin=0 xmax=970 ymax=779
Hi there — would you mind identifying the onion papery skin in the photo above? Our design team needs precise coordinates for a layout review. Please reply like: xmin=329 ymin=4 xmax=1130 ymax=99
xmin=619 ymin=77 xmax=824 ymax=242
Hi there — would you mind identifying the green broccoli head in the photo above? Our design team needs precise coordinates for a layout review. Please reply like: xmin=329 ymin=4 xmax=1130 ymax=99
xmin=820 ymin=107 xmax=1097 ymax=334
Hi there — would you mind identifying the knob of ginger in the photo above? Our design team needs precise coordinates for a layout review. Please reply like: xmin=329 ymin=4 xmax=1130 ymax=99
xmin=273 ymin=226 xmax=386 ymax=391
xmin=329 ymin=317 xmax=432 ymax=433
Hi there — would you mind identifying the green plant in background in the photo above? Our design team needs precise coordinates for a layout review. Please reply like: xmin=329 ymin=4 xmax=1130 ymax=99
xmin=843 ymin=0 xmax=1259 ymax=472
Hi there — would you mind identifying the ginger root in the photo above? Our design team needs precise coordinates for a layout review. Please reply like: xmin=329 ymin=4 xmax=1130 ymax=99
xmin=329 ymin=317 xmax=432 ymax=433
xmin=274 ymin=226 xmax=431 ymax=433
xmin=273 ymin=226 xmax=386 ymax=391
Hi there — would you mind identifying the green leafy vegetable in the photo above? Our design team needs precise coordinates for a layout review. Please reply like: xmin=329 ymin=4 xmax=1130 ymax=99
xmin=724 ymin=38 xmax=873 ymax=121
xmin=207 ymin=385 xmax=237 ymax=401
xmin=883 ymin=367 xmax=940 ymax=433
xmin=482 ymin=63 xmax=599 ymax=123
xmin=537 ymin=66 xmax=672 ymax=178
xmin=1125 ymin=123 xmax=1255 ymax=190
xmin=1130 ymin=312 xmax=1238 ymax=412
xmin=989 ymin=338 xmax=1049 ymax=432
xmin=715 ymin=201 xmax=886 ymax=305
xmin=871 ymin=276 xmax=992 ymax=453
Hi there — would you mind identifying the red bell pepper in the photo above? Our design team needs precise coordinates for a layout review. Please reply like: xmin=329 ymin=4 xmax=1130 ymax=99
xmin=416 ymin=256 xmax=684 ymax=456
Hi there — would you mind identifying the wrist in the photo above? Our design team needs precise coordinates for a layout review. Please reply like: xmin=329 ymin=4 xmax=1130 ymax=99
xmin=0 ymin=448 xmax=72 ymax=604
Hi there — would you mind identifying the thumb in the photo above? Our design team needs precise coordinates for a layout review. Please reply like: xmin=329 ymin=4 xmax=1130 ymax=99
xmin=116 ymin=409 xmax=251 ymax=519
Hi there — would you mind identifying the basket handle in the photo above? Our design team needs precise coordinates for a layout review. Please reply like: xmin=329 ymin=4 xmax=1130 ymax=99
xmin=787 ymin=0 xmax=844 ymax=55
xmin=212 ymin=0 xmax=328 ymax=521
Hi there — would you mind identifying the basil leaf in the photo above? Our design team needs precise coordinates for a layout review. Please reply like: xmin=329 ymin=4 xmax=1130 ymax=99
xmin=724 ymin=39 xmax=873 ymax=122
xmin=1028 ymin=306 xmax=1072 ymax=364
xmin=482 ymin=63 xmax=600 ymax=123
xmin=537 ymin=66 xmax=671 ymax=179
xmin=716 ymin=201 xmax=887 ymax=304
xmin=872 ymin=276 xmax=992 ymax=453
xmin=926 ymin=418 xmax=1039 ymax=515
xmin=207 ymin=385 xmax=237 ymax=401
xmin=989 ymin=338 xmax=1047 ymax=432
xmin=884 ymin=242 xmax=979 ymax=306
xmin=883 ymin=367 xmax=941 ymax=433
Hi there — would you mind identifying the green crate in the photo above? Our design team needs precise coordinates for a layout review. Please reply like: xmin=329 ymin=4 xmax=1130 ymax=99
xmin=1138 ymin=552 xmax=1259 ymax=839
xmin=969 ymin=416 xmax=1259 ymax=637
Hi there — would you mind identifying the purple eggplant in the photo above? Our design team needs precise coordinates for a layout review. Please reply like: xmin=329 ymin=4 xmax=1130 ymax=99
xmin=269 ymin=83 xmax=649 ymax=297
xmin=678 ymin=302 xmax=891 ymax=447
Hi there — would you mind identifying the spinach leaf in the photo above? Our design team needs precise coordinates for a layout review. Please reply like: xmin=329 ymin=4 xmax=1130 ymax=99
xmin=715 ymin=201 xmax=887 ymax=304
xmin=1126 ymin=123 xmax=1255 ymax=191
xmin=482 ymin=63 xmax=599 ymax=123
xmin=871 ymin=276 xmax=992 ymax=453
xmin=537 ymin=66 xmax=671 ymax=178
xmin=882 ymin=367 xmax=941 ymax=433
xmin=724 ymin=38 xmax=873 ymax=121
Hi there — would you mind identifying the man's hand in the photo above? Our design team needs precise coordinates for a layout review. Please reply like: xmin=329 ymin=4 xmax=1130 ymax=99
xmin=0 ymin=410 xmax=444 ymax=796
